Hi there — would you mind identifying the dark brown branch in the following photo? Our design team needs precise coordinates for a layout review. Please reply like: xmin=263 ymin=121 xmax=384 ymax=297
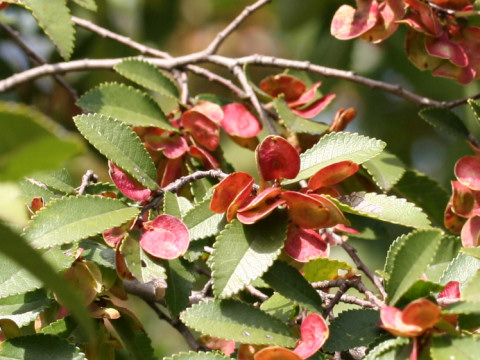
xmin=323 ymin=282 xmax=348 ymax=317
xmin=340 ymin=241 xmax=387 ymax=301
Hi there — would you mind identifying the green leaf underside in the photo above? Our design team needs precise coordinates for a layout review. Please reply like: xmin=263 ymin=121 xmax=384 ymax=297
xmin=439 ymin=253 xmax=480 ymax=287
xmin=0 ymin=290 xmax=51 ymax=327
xmin=21 ymin=0 xmax=75 ymax=60
xmin=274 ymin=98 xmax=329 ymax=134
xmin=211 ymin=213 xmax=288 ymax=298
xmin=77 ymin=83 xmax=175 ymax=131
xmin=0 ymin=334 xmax=86 ymax=360
xmin=362 ymin=151 xmax=406 ymax=191
xmin=79 ymin=239 xmax=116 ymax=269
xmin=431 ymin=335 xmax=480 ymax=360
xmin=364 ymin=337 xmax=410 ymax=360
xmin=183 ymin=197 xmax=226 ymax=241
xmin=302 ymin=258 xmax=352 ymax=282
xmin=114 ymin=59 xmax=180 ymax=100
xmin=20 ymin=179 xmax=57 ymax=203
xmin=331 ymin=192 xmax=431 ymax=229
xmin=180 ymin=299 xmax=297 ymax=347
xmin=24 ymin=195 xmax=139 ymax=249
xmin=163 ymin=192 xmax=193 ymax=220
xmin=71 ymin=0 xmax=97 ymax=11
xmin=260 ymin=293 xmax=295 ymax=323
xmin=263 ymin=261 xmax=322 ymax=313
xmin=165 ymin=259 xmax=194 ymax=317
xmin=0 ymin=223 xmax=94 ymax=340
xmin=74 ymin=114 xmax=158 ymax=189
xmin=323 ymin=309 xmax=381 ymax=352
xmin=386 ymin=229 xmax=443 ymax=305
xmin=29 ymin=169 xmax=74 ymax=194
xmin=164 ymin=351 xmax=232 ymax=360
xmin=419 ymin=107 xmax=470 ymax=139
xmin=394 ymin=170 xmax=449 ymax=227
xmin=283 ymin=132 xmax=385 ymax=184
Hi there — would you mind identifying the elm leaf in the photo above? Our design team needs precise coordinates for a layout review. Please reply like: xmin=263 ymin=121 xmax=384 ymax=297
xmin=164 ymin=351 xmax=234 ymax=360
xmin=77 ymin=83 xmax=175 ymax=131
xmin=24 ymin=195 xmax=139 ymax=249
xmin=180 ymin=299 xmax=297 ymax=347
xmin=362 ymin=151 xmax=406 ymax=191
xmin=183 ymin=197 xmax=226 ymax=241
xmin=330 ymin=192 xmax=431 ymax=229
xmin=211 ymin=212 xmax=288 ymax=299
xmin=283 ymin=132 xmax=385 ymax=184
xmin=74 ymin=113 xmax=157 ymax=189
xmin=419 ymin=107 xmax=470 ymax=139
xmin=114 ymin=59 xmax=179 ymax=100
xmin=431 ymin=335 xmax=480 ymax=360
xmin=274 ymin=98 xmax=329 ymax=134
xmin=386 ymin=229 xmax=443 ymax=305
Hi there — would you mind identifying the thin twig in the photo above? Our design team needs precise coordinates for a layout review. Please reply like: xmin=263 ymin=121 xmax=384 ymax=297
xmin=341 ymin=241 xmax=388 ymax=300
xmin=146 ymin=301 xmax=207 ymax=352
xmin=141 ymin=169 xmax=229 ymax=214
xmin=77 ymin=170 xmax=98 ymax=195
xmin=323 ymin=282 xmax=348 ymax=317
xmin=203 ymin=0 xmax=272 ymax=55
xmin=317 ymin=291 xmax=379 ymax=310
xmin=0 ymin=22 xmax=78 ymax=100
xmin=245 ymin=285 xmax=269 ymax=301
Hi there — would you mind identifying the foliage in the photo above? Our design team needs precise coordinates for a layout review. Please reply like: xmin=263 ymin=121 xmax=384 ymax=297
xmin=0 ymin=0 xmax=480 ymax=359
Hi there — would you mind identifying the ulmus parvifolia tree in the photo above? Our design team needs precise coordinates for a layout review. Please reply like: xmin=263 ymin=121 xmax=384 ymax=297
xmin=0 ymin=0 xmax=480 ymax=359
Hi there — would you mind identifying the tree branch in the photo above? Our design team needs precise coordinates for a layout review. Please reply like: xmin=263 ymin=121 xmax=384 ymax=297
xmin=203 ymin=0 xmax=272 ymax=55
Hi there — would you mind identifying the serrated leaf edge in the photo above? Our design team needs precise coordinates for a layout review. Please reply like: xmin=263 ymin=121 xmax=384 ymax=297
xmin=114 ymin=58 xmax=180 ymax=101
xmin=419 ymin=107 xmax=469 ymax=139
xmin=210 ymin=220 xmax=284 ymax=299
xmin=163 ymin=351 xmax=232 ymax=360
xmin=24 ymin=194 xmax=139 ymax=249
xmin=73 ymin=113 xmax=158 ymax=188
xmin=77 ymin=82 xmax=175 ymax=131
xmin=364 ymin=337 xmax=410 ymax=360
xmin=361 ymin=153 xmax=406 ymax=192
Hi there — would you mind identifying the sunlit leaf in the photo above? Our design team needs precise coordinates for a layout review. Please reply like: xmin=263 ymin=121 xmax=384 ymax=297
xmin=362 ymin=151 xmax=405 ymax=191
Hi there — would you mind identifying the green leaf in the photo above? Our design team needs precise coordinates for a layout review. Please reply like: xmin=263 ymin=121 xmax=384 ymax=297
xmin=466 ymin=99 xmax=480 ymax=140
xmin=19 ymin=179 xmax=57 ymax=203
xmin=364 ymin=337 xmax=410 ymax=360
xmin=260 ymin=293 xmax=296 ymax=323
xmin=323 ymin=309 xmax=382 ymax=352
xmin=274 ymin=98 xmax=329 ymax=134
xmin=394 ymin=170 xmax=450 ymax=227
xmin=29 ymin=169 xmax=74 ymax=194
xmin=395 ymin=280 xmax=444 ymax=308
xmin=425 ymin=236 xmax=462 ymax=282
xmin=163 ymin=192 xmax=193 ymax=219
xmin=120 ymin=232 xmax=166 ymax=283
xmin=384 ymin=233 xmax=409 ymax=279
xmin=211 ymin=212 xmax=288 ymax=299
xmin=180 ymin=299 xmax=297 ymax=347
xmin=77 ymin=83 xmax=175 ymax=131
xmin=362 ymin=151 xmax=406 ymax=191
xmin=0 ymin=223 xmax=94 ymax=340
xmin=0 ymin=290 xmax=51 ymax=327
xmin=461 ymin=247 xmax=480 ymax=259
xmin=21 ymin=0 xmax=75 ymax=60
xmin=164 ymin=352 xmax=233 ymax=360
xmin=331 ymin=192 xmax=431 ymax=229
xmin=303 ymin=258 xmax=352 ymax=282
xmin=183 ymin=197 xmax=226 ymax=241
xmin=40 ymin=316 xmax=83 ymax=341
xmin=107 ymin=318 xmax=155 ymax=360
xmin=444 ymin=301 xmax=480 ymax=315
xmin=439 ymin=253 xmax=480 ymax=287
xmin=0 ymin=334 xmax=86 ymax=359
xmin=74 ymin=113 xmax=158 ymax=189
xmin=79 ymin=239 xmax=116 ymax=269
xmin=419 ymin=107 xmax=470 ymax=139
xmin=283 ymin=132 xmax=385 ymax=184
xmin=0 ymin=102 xmax=82 ymax=181
xmin=114 ymin=59 xmax=179 ymax=100
xmin=71 ymin=0 xmax=97 ymax=11
xmin=24 ymin=195 xmax=139 ymax=249
xmin=431 ymin=335 xmax=480 ymax=360
xmin=386 ymin=229 xmax=443 ymax=305
xmin=463 ymin=271 xmax=480 ymax=303
xmin=165 ymin=258 xmax=195 ymax=317
xmin=263 ymin=261 xmax=322 ymax=313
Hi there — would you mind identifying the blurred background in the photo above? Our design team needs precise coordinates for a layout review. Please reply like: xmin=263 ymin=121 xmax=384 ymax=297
xmin=0 ymin=0 xmax=475 ymax=357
